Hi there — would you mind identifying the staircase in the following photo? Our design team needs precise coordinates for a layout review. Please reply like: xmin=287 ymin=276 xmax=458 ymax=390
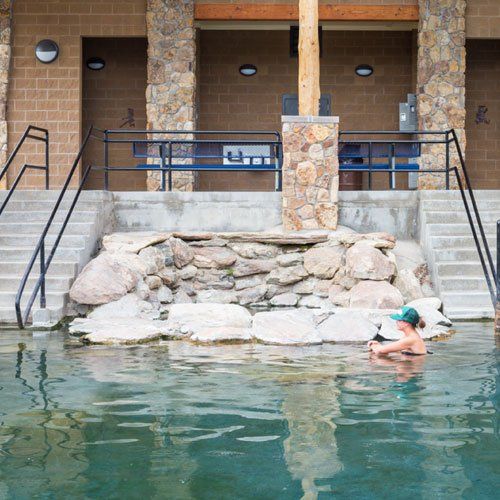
xmin=420 ymin=190 xmax=499 ymax=320
xmin=0 ymin=190 xmax=113 ymax=325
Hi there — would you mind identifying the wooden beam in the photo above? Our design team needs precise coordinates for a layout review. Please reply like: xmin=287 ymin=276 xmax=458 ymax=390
xmin=298 ymin=0 xmax=320 ymax=116
xmin=195 ymin=4 xmax=419 ymax=22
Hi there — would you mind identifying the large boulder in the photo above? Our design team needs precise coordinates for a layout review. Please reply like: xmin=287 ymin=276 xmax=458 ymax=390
xmin=101 ymin=232 xmax=170 ymax=253
xmin=252 ymin=310 xmax=322 ymax=345
xmin=303 ymin=246 xmax=345 ymax=279
xmin=192 ymin=247 xmax=237 ymax=269
xmin=69 ymin=252 xmax=146 ymax=305
xmin=393 ymin=268 xmax=424 ymax=302
xmin=70 ymin=317 xmax=164 ymax=345
xmin=317 ymin=310 xmax=379 ymax=342
xmin=349 ymin=280 xmax=404 ymax=309
xmin=169 ymin=237 xmax=194 ymax=268
xmin=406 ymin=297 xmax=442 ymax=311
xmin=87 ymin=293 xmax=155 ymax=320
xmin=138 ymin=246 xmax=165 ymax=275
xmin=378 ymin=310 xmax=451 ymax=341
xmin=345 ymin=242 xmax=395 ymax=281
xmin=165 ymin=303 xmax=252 ymax=336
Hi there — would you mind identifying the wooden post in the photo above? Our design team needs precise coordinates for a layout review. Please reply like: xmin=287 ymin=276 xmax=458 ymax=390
xmin=298 ymin=0 xmax=320 ymax=116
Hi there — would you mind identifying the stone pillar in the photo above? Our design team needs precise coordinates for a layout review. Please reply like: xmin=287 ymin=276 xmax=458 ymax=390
xmin=146 ymin=0 xmax=196 ymax=191
xmin=417 ymin=0 xmax=466 ymax=189
xmin=0 ymin=1 xmax=10 ymax=190
xmin=281 ymin=116 xmax=339 ymax=231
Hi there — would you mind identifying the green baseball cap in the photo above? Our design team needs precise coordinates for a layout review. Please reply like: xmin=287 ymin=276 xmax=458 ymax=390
xmin=390 ymin=306 xmax=420 ymax=326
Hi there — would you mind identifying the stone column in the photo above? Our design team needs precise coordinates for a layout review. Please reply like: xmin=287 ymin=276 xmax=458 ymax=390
xmin=417 ymin=0 xmax=466 ymax=189
xmin=146 ymin=0 xmax=197 ymax=191
xmin=0 ymin=1 xmax=10 ymax=190
xmin=281 ymin=116 xmax=339 ymax=231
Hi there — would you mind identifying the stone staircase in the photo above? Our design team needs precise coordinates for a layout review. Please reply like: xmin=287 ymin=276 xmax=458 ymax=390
xmin=419 ymin=190 xmax=499 ymax=320
xmin=0 ymin=190 xmax=113 ymax=325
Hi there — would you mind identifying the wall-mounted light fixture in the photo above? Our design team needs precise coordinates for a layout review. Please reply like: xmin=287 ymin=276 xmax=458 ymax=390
xmin=239 ymin=64 xmax=257 ymax=77
xmin=35 ymin=39 xmax=59 ymax=64
xmin=355 ymin=64 xmax=374 ymax=77
xmin=86 ymin=57 xmax=106 ymax=71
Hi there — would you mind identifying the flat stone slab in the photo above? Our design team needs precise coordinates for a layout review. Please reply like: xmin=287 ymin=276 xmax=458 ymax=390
xmin=102 ymin=232 xmax=171 ymax=253
xmin=218 ymin=231 xmax=330 ymax=245
xmin=190 ymin=327 xmax=252 ymax=344
xmin=70 ymin=317 xmax=165 ymax=345
xmin=172 ymin=231 xmax=214 ymax=241
xmin=317 ymin=310 xmax=379 ymax=342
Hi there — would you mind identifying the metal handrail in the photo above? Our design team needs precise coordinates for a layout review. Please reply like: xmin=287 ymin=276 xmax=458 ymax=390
xmin=15 ymin=126 xmax=95 ymax=328
xmin=0 ymin=125 xmax=49 ymax=216
xmin=15 ymin=127 xmax=282 ymax=328
xmin=339 ymin=129 xmax=497 ymax=307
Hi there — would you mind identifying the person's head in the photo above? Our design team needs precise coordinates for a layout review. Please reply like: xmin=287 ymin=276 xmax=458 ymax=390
xmin=390 ymin=306 xmax=426 ymax=332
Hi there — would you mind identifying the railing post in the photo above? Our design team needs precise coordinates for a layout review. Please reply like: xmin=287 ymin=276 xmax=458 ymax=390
xmin=40 ymin=239 xmax=46 ymax=309
xmin=104 ymin=130 xmax=109 ymax=190
xmin=45 ymin=132 xmax=50 ymax=190
xmin=390 ymin=143 xmax=396 ymax=190
xmin=368 ymin=142 xmax=373 ymax=190
xmin=160 ymin=143 xmax=166 ymax=191
xmin=445 ymin=131 xmax=450 ymax=190
xmin=167 ymin=141 xmax=172 ymax=192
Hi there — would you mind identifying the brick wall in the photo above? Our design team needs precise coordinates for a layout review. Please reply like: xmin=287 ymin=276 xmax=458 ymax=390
xmin=7 ymin=0 xmax=145 ymax=189
xmin=466 ymin=0 xmax=500 ymax=39
xmin=465 ymin=39 xmax=500 ymax=190
xmin=82 ymin=37 xmax=147 ymax=191
xmin=198 ymin=29 xmax=414 ymax=191
xmin=195 ymin=1 xmax=417 ymax=4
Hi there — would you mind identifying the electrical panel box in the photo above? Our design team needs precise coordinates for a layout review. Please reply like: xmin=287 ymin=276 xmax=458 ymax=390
xmin=223 ymin=145 xmax=271 ymax=166
xmin=399 ymin=93 xmax=417 ymax=132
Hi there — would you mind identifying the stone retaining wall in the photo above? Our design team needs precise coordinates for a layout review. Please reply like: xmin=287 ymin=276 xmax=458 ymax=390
xmin=69 ymin=229 xmax=431 ymax=315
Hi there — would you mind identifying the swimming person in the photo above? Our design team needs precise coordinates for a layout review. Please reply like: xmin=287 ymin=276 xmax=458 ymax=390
xmin=367 ymin=306 xmax=428 ymax=356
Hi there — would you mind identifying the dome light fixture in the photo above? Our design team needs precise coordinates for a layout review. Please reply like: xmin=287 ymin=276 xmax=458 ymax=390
xmin=35 ymin=39 xmax=59 ymax=64
xmin=239 ymin=64 xmax=257 ymax=77
xmin=86 ymin=57 xmax=106 ymax=71
xmin=355 ymin=64 xmax=374 ymax=77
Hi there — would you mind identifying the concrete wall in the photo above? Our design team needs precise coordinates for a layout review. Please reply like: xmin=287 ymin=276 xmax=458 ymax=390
xmin=110 ymin=190 xmax=420 ymax=238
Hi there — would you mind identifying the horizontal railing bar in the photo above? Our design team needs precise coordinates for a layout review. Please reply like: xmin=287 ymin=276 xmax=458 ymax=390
xmin=105 ymin=129 xmax=281 ymax=136
xmin=26 ymin=134 xmax=48 ymax=142
xmin=339 ymin=139 xmax=448 ymax=144
xmin=93 ymin=166 xmax=281 ymax=172
xmin=105 ymin=138 xmax=281 ymax=145
xmin=339 ymin=130 xmax=450 ymax=135
xmin=24 ymin=164 xmax=48 ymax=170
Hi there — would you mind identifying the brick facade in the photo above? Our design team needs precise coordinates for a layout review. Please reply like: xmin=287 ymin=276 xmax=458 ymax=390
xmin=466 ymin=0 xmax=500 ymax=39
xmin=7 ymin=0 xmax=145 ymax=189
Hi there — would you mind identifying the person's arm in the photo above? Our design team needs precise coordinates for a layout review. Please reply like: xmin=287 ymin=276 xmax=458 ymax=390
xmin=370 ymin=337 xmax=413 ymax=355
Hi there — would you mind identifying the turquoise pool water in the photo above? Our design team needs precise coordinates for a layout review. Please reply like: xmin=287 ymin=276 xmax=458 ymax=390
xmin=0 ymin=323 xmax=498 ymax=499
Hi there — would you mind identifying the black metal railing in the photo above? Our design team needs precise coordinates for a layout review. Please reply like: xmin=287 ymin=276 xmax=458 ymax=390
xmin=497 ymin=220 xmax=500 ymax=310
xmin=0 ymin=125 xmax=49 ymax=216
xmin=101 ymin=129 xmax=283 ymax=191
xmin=14 ymin=127 xmax=283 ymax=328
xmin=339 ymin=129 xmax=497 ymax=308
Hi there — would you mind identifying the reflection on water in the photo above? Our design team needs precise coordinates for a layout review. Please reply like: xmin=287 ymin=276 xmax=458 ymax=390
xmin=0 ymin=324 xmax=498 ymax=499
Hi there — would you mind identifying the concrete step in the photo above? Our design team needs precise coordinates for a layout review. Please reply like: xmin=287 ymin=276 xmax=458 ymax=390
xmin=0 ymin=275 xmax=73 ymax=292
xmin=427 ymin=222 xmax=497 ymax=236
xmin=0 ymin=210 xmax=98 ymax=223
xmin=1 ymin=200 xmax=104 ymax=212
xmin=0 ymin=190 xmax=111 ymax=203
xmin=424 ymin=211 xmax=500 ymax=224
xmin=421 ymin=199 xmax=500 ymax=211
xmin=0 ymin=234 xmax=88 ymax=247
xmin=436 ymin=261 xmax=487 ymax=277
xmin=441 ymin=291 xmax=493 ymax=308
xmin=434 ymin=247 xmax=497 ymax=262
xmin=0 ymin=247 xmax=84 ymax=262
xmin=0 ymin=221 xmax=94 ymax=235
xmin=430 ymin=235 xmax=496 ymax=249
xmin=444 ymin=307 xmax=495 ymax=320
xmin=420 ymin=190 xmax=500 ymax=201
xmin=0 ymin=291 xmax=66 ymax=308
xmin=439 ymin=276 xmax=490 ymax=292
xmin=0 ymin=261 xmax=77 ymax=276
xmin=0 ymin=305 xmax=64 ymax=325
